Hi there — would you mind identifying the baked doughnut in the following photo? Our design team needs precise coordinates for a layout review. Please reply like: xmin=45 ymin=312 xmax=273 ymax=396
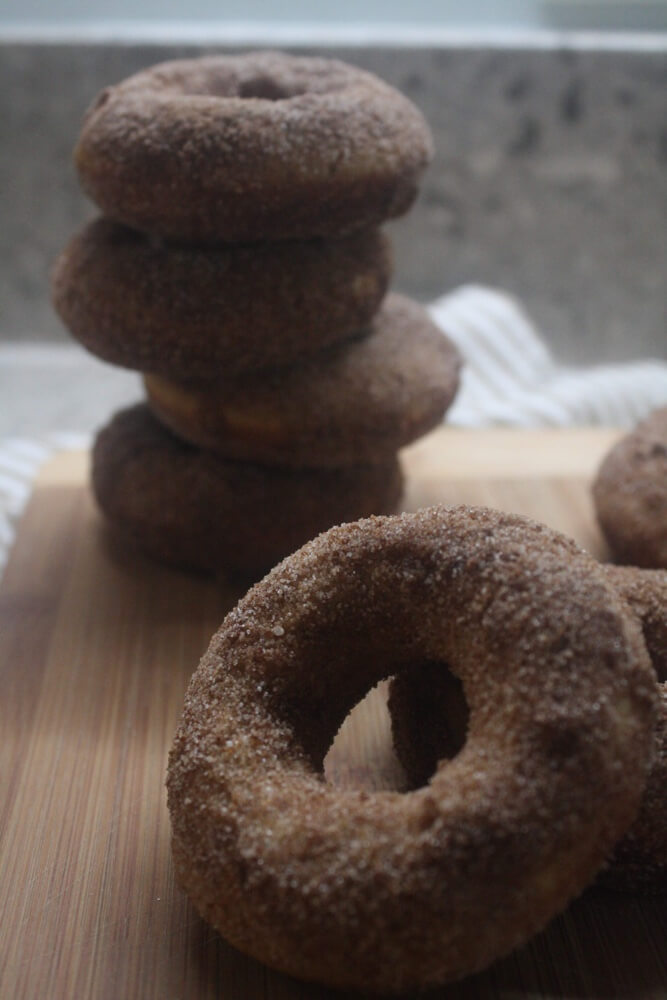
xmin=167 ymin=506 xmax=656 ymax=992
xmin=389 ymin=563 xmax=667 ymax=895
xmin=51 ymin=218 xmax=392 ymax=379
xmin=143 ymin=294 xmax=461 ymax=468
xmin=593 ymin=406 xmax=667 ymax=568
xmin=74 ymin=52 xmax=433 ymax=243
xmin=92 ymin=404 xmax=402 ymax=579
xmin=600 ymin=565 xmax=667 ymax=892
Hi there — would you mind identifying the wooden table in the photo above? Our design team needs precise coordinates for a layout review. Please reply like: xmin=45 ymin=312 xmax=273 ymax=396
xmin=1 ymin=429 xmax=665 ymax=999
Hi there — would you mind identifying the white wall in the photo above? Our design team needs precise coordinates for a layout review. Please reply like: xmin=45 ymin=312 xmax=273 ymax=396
xmin=2 ymin=0 xmax=666 ymax=32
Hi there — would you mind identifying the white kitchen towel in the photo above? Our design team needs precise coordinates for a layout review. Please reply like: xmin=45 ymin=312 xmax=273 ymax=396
xmin=1 ymin=284 xmax=666 ymax=576
xmin=0 ymin=432 xmax=89 ymax=574
xmin=430 ymin=285 xmax=667 ymax=428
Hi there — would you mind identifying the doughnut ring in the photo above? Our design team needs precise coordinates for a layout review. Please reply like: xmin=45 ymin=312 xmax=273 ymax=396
xmin=92 ymin=404 xmax=402 ymax=579
xmin=593 ymin=406 xmax=667 ymax=569
xmin=74 ymin=52 xmax=434 ymax=243
xmin=167 ymin=505 xmax=656 ymax=992
xmin=143 ymin=294 xmax=461 ymax=468
xmin=390 ymin=562 xmax=667 ymax=895
xmin=51 ymin=219 xmax=392 ymax=379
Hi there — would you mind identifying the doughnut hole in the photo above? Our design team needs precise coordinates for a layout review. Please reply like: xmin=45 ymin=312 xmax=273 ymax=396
xmin=388 ymin=662 xmax=471 ymax=789
xmin=323 ymin=680 xmax=406 ymax=791
xmin=237 ymin=77 xmax=297 ymax=101
xmin=324 ymin=664 xmax=470 ymax=792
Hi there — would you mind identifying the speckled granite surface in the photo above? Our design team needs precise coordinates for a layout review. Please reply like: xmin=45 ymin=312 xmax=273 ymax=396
xmin=1 ymin=42 xmax=666 ymax=364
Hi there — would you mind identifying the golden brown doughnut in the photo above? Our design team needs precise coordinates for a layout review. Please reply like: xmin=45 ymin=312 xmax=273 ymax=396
xmin=143 ymin=294 xmax=461 ymax=468
xmin=51 ymin=218 xmax=392 ymax=379
xmin=593 ymin=407 xmax=667 ymax=568
xmin=91 ymin=404 xmax=402 ymax=579
xmin=74 ymin=52 xmax=433 ymax=243
xmin=389 ymin=563 xmax=667 ymax=895
xmin=167 ymin=506 xmax=657 ymax=992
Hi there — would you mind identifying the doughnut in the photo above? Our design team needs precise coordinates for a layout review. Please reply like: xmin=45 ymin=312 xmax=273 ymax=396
xmin=592 ymin=406 xmax=667 ymax=568
xmin=389 ymin=563 xmax=667 ymax=894
xmin=92 ymin=404 xmax=402 ymax=579
xmin=167 ymin=505 xmax=657 ymax=992
xmin=51 ymin=218 xmax=392 ymax=379
xmin=600 ymin=565 xmax=667 ymax=892
xmin=73 ymin=52 xmax=433 ymax=243
xmin=143 ymin=294 xmax=461 ymax=468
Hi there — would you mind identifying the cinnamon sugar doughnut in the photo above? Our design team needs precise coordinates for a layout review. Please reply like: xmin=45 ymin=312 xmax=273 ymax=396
xmin=51 ymin=219 xmax=391 ymax=379
xmin=600 ymin=565 xmax=667 ymax=892
xmin=167 ymin=506 xmax=656 ymax=992
xmin=74 ymin=52 xmax=433 ymax=243
xmin=92 ymin=404 xmax=401 ymax=579
xmin=389 ymin=563 xmax=667 ymax=895
xmin=593 ymin=406 xmax=667 ymax=569
xmin=144 ymin=294 xmax=461 ymax=468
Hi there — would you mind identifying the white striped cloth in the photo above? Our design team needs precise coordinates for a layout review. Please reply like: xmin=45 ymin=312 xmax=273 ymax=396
xmin=430 ymin=285 xmax=667 ymax=428
xmin=1 ymin=285 xmax=666 ymax=577
xmin=0 ymin=433 xmax=89 ymax=574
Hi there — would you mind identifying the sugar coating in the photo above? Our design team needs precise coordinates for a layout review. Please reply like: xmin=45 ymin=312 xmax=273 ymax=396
xmin=51 ymin=218 xmax=392 ymax=378
xmin=73 ymin=52 xmax=434 ymax=242
xmin=91 ymin=403 xmax=402 ymax=580
xmin=166 ymin=505 xmax=657 ymax=992
xmin=144 ymin=293 xmax=461 ymax=469
xmin=593 ymin=406 xmax=667 ymax=569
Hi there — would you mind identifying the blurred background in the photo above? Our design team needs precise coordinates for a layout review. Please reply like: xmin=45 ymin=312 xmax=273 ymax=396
xmin=1 ymin=0 xmax=666 ymax=436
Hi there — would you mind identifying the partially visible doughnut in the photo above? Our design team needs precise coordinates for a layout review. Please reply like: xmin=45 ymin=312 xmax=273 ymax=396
xmin=91 ymin=404 xmax=402 ymax=579
xmin=600 ymin=565 xmax=667 ymax=892
xmin=51 ymin=219 xmax=392 ymax=379
xmin=593 ymin=407 xmax=667 ymax=568
xmin=389 ymin=563 xmax=667 ymax=894
xmin=74 ymin=52 xmax=433 ymax=243
xmin=167 ymin=506 xmax=657 ymax=992
xmin=144 ymin=294 xmax=461 ymax=468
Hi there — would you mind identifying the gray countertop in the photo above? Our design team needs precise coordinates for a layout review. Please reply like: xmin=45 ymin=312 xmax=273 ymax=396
xmin=1 ymin=40 xmax=666 ymax=369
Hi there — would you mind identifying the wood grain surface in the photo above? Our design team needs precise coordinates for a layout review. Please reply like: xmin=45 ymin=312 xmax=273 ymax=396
xmin=1 ymin=428 xmax=665 ymax=1000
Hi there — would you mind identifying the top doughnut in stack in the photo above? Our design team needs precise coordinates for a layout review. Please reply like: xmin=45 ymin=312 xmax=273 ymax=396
xmin=52 ymin=51 xmax=461 ymax=580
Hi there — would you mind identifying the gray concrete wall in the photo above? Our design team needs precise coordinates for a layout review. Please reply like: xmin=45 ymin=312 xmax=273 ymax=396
xmin=1 ymin=42 xmax=665 ymax=364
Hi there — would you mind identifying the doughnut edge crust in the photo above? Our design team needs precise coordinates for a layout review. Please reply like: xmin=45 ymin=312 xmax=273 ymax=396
xmin=167 ymin=506 xmax=657 ymax=992
xmin=74 ymin=52 xmax=434 ymax=242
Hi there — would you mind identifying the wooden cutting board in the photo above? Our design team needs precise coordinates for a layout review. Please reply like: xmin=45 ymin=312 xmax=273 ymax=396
xmin=1 ymin=428 xmax=665 ymax=999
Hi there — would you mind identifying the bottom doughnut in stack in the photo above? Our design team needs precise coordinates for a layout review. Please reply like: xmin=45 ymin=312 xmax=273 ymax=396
xmin=92 ymin=404 xmax=402 ymax=579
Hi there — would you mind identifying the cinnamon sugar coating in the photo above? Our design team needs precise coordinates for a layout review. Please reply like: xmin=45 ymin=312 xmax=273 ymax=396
xmin=593 ymin=407 xmax=667 ymax=569
xmin=91 ymin=404 xmax=402 ymax=579
xmin=167 ymin=506 xmax=657 ymax=992
xmin=390 ymin=563 xmax=667 ymax=895
xmin=144 ymin=294 xmax=461 ymax=468
xmin=51 ymin=218 xmax=392 ymax=378
xmin=74 ymin=52 xmax=433 ymax=243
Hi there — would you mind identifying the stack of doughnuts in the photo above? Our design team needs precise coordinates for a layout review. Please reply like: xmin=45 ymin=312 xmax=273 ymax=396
xmin=52 ymin=51 xmax=461 ymax=578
